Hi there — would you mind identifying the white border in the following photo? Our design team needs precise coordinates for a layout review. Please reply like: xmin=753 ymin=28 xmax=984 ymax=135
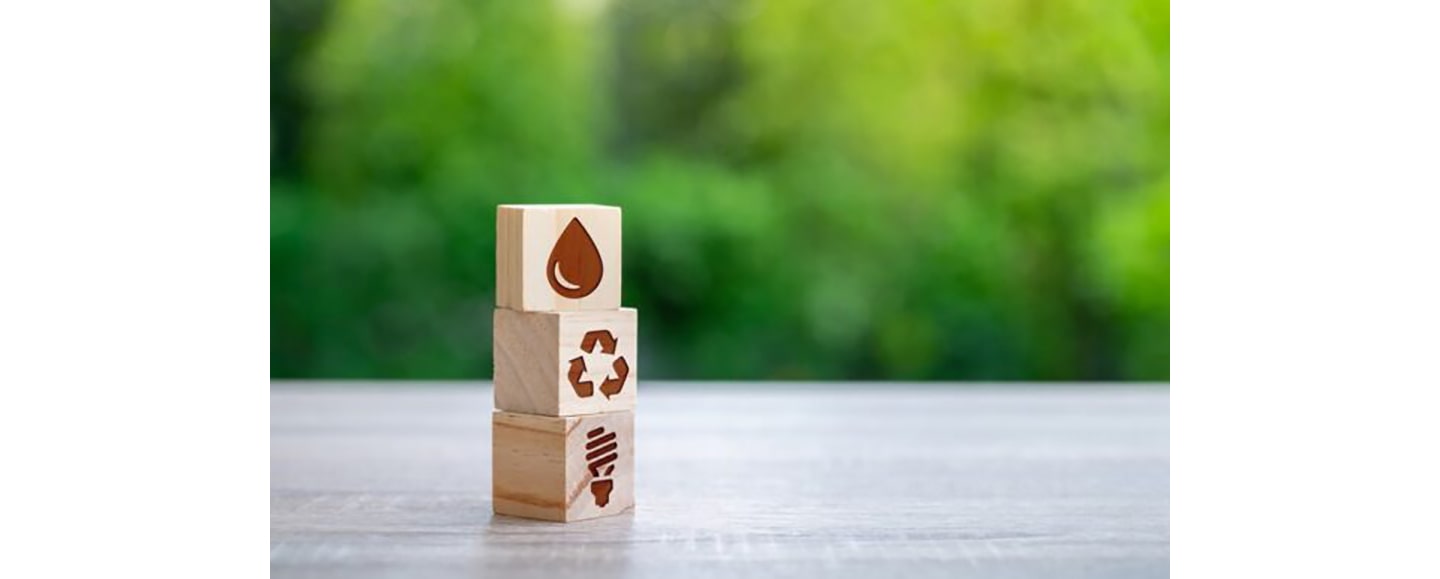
xmin=1175 ymin=0 xmax=1440 ymax=576
xmin=0 ymin=2 xmax=268 ymax=577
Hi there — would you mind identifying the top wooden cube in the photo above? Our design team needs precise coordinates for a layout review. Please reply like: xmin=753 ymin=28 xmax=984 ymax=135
xmin=497 ymin=204 xmax=622 ymax=312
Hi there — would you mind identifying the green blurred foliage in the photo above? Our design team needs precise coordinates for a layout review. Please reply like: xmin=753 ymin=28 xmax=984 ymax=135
xmin=271 ymin=0 xmax=1169 ymax=380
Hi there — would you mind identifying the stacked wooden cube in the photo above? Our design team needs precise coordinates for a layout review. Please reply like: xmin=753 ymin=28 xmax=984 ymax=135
xmin=492 ymin=204 xmax=637 ymax=522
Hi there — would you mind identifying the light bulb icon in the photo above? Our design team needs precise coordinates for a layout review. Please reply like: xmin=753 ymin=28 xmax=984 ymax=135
xmin=585 ymin=426 xmax=619 ymax=507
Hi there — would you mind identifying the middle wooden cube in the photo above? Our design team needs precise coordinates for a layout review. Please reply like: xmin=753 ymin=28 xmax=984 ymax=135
xmin=494 ymin=307 xmax=638 ymax=416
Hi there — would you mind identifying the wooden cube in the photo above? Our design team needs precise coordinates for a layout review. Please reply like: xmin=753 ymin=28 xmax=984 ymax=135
xmin=493 ymin=307 xmax=638 ymax=417
xmin=492 ymin=410 xmax=636 ymax=522
xmin=496 ymin=204 xmax=622 ymax=312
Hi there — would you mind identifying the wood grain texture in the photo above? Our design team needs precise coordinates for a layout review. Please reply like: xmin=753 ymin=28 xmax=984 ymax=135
xmin=493 ymin=410 xmax=636 ymax=522
xmin=496 ymin=204 xmax=621 ymax=312
xmin=272 ymin=383 xmax=1169 ymax=578
xmin=493 ymin=308 xmax=638 ymax=416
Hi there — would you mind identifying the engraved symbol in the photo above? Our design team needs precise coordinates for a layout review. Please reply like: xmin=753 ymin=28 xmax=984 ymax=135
xmin=566 ymin=329 xmax=629 ymax=399
xmin=546 ymin=218 xmax=603 ymax=298
xmin=585 ymin=426 xmax=619 ymax=507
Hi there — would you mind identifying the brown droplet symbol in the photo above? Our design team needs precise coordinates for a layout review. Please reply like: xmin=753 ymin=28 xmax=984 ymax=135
xmin=585 ymin=427 xmax=619 ymax=507
xmin=546 ymin=218 xmax=603 ymax=298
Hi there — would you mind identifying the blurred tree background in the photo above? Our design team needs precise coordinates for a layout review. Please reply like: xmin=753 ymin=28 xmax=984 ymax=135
xmin=271 ymin=0 xmax=1169 ymax=381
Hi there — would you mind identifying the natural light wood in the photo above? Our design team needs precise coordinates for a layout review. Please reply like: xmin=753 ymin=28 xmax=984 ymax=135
xmin=493 ymin=307 xmax=638 ymax=417
xmin=492 ymin=409 xmax=636 ymax=522
xmin=496 ymin=204 xmax=622 ymax=312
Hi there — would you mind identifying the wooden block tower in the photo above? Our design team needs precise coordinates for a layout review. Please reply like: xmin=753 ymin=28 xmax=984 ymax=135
xmin=492 ymin=204 xmax=637 ymax=522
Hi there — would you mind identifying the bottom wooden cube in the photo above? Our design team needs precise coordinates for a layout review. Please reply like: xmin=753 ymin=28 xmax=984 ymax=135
xmin=492 ymin=410 xmax=635 ymax=522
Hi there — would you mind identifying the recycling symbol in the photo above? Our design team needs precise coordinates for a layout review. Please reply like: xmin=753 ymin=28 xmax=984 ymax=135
xmin=567 ymin=329 xmax=629 ymax=399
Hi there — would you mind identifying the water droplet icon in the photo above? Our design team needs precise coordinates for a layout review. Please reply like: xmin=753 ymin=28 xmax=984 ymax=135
xmin=546 ymin=218 xmax=604 ymax=298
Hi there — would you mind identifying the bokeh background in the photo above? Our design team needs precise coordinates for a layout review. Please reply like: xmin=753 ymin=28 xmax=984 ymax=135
xmin=271 ymin=0 xmax=1169 ymax=381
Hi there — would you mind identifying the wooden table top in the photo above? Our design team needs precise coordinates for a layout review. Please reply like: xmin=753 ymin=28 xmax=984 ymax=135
xmin=272 ymin=382 xmax=1169 ymax=578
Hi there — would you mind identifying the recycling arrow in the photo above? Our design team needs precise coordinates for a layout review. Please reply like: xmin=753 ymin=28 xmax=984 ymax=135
xmin=600 ymin=357 xmax=628 ymax=399
xmin=581 ymin=329 xmax=617 ymax=354
xmin=567 ymin=356 xmax=593 ymax=398
xmin=567 ymin=329 xmax=628 ymax=399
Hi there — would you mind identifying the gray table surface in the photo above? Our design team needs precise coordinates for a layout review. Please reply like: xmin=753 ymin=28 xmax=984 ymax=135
xmin=272 ymin=382 xmax=1169 ymax=578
